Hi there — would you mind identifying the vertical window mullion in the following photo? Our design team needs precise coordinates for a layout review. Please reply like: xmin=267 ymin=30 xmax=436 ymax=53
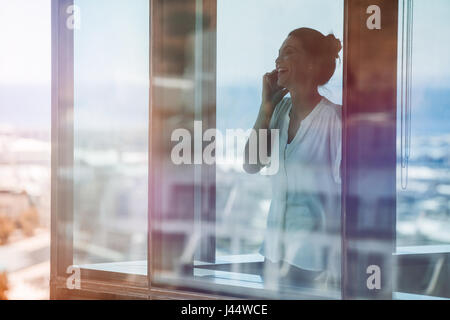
xmin=342 ymin=0 xmax=398 ymax=300
xmin=51 ymin=0 xmax=75 ymax=298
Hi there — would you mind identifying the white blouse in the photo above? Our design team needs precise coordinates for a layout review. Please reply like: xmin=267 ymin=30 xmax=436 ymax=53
xmin=259 ymin=96 xmax=342 ymax=275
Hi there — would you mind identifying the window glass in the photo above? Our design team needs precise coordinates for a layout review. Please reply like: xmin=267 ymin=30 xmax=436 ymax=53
xmin=216 ymin=0 xmax=343 ymax=256
xmin=153 ymin=0 xmax=344 ymax=299
xmin=396 ymin=0 xmax=450 ymax=248
xmin=72 ymin=0 xmax=149 ymax=273
xmin=395 ymin=1 xmax=450 ymax=299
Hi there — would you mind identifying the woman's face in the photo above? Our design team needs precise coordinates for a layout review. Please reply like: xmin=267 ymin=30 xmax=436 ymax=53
xmin=276 ymin=36 xmax=312 ymax=89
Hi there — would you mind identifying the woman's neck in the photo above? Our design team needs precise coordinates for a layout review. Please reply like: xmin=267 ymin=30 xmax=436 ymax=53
xmin=289 ymin=85 xmax=322 ymax=118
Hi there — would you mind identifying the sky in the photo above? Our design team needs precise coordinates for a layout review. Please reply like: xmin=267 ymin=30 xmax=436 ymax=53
xmin=404 ymin=0 xmax=450 ymax=88
xmin=217 ymin=0 xmax=343 ymax=87
xmin=0 ymin=0 xmax=51 ymax=85
xmin=1 ymin=0 xmax=450 ymax=86
xmin=0 ymin=0 xmax=449 ymax=134
xmin=73 ymin=0 xmax=149 ymax=131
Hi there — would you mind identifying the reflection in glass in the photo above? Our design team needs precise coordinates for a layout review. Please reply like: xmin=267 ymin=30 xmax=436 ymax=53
xmin=73 ymin=0 xmax=149 ymax=272
xmin=396 ymin=0 xmax=450 ymax=247
xmin=243 ymin=27 xmax=342 ymax=293
xmin=396 ymin=0 xmax=450 ymax=299
xmin=152 ymin=0 xmax=343 ymax=299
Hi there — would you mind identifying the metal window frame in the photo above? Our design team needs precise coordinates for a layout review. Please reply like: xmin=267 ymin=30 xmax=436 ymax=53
xmin=342 ymin=0 xmax=398 ymax=300
xmin=50 ymin=0 xmax=75 ymax=299
xmin=52 ymin=0 xmax=449 ymax=300
xmin=50 ymin=0 xmax=150 ymax=299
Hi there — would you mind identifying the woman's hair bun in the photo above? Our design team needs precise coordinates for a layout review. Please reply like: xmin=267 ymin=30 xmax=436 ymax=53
xmin=325 ymin=34 xmax=342 ymax=59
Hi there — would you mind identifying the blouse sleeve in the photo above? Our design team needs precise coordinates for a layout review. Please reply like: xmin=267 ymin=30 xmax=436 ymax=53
xmin=269 ymin=97 xmax=289 ymax=130
xmin=330 ymin=108 xmax=342 ymax=185
xmin=261 ymin=98 xmax=288 ymax=171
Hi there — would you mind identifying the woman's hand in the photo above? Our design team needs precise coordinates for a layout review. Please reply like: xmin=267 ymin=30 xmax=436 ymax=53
xmin=244 ymin=70 xmax=287 ymax=174
xmin=262 ymin=70 xmax=289 ymax=122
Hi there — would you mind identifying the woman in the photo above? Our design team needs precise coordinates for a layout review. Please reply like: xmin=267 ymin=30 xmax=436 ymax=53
xmin=243 ymin=28 xmax=342 ymax=289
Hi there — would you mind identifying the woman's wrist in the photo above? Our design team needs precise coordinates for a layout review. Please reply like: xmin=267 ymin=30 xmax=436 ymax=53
xmin=257 ymin=111 xmax=271 ymax=129
xmin=260 ymin=101 xmax=275 ymax=126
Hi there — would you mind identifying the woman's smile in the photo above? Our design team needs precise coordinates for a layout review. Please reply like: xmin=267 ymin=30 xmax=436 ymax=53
xmin=277 ymin=67 xmax=289 ymax=75
xmin=276 ymin=65 xmax=290 ymax=86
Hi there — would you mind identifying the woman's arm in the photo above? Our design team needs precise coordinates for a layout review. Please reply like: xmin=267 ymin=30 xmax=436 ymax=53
xmin=243 ymin=103 xmax=273 ymax=174
xmin=243 ymin=70 xmax=288 ymax=174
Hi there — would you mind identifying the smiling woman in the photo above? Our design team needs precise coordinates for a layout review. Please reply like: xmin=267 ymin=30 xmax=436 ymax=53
xmin=243 ymin=26 xmax=343 ymax=291
xmin=276 ymin=29 xmax=341 ymax=90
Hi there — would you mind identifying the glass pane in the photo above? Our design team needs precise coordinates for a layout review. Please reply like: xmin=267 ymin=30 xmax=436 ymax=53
xmin=397 ymin=0 xmax=450 ymax=247
xmin=152 ymin=0 xmax=343 ymax=298
xmin=396 ymin=0 xmax=450 ymax=298
xmin=72 ymin=0 xmax=149 ymax=276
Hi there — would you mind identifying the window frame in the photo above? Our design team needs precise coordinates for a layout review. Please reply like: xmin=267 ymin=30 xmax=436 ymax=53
xmin=50 ymin=0 xmax=149 ymax=299
xmin=51 ymin=0 xmax=448 ymax=300
xmin=50 ymin=0 xmax=75 ymax=299
xmin=341 ymin=0 xmax=398 ymax=300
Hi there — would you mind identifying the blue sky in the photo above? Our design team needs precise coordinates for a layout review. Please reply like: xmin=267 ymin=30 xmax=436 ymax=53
xmin=1 ymin=0 xmax=450 ymax=86
xmin=0 ymin=0 xmax=449 ymax=135
xmin=217 ymin=0 xmax=343 ymax=86
xmin=404 ymin=0 xmax=450 ymax=88
xmin=0 ymin=0 xmax=343 ymax=85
